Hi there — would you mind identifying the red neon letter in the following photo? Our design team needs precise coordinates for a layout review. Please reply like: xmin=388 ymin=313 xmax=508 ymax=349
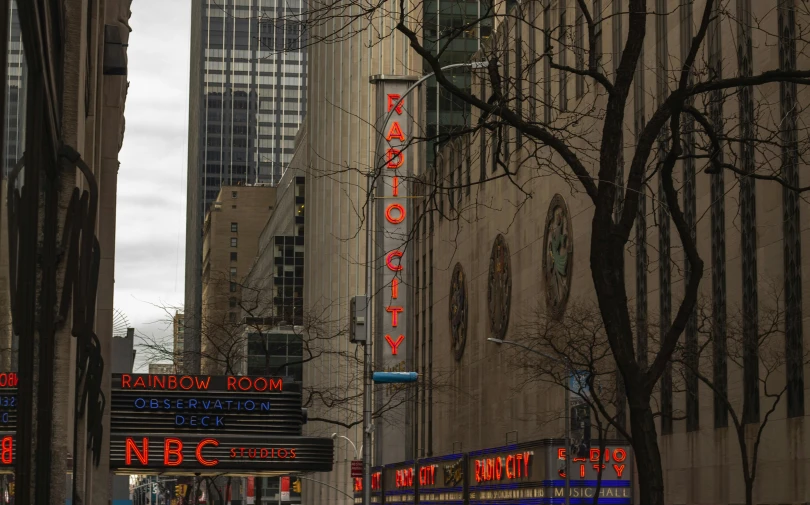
xmin=164 ymin=438 xmax=183 ymax=466
xmin=613 ymin=448 xmax=626 ymax=462
xmin=391 ymin=279 xmax=399 ymax=299
xmin=392 ymin=176 xmax=399 ymax=196
xmin=387 ymin=149 xmax=404 ymax=168
xmin=1 ymin=437 xmax=12 ymax=464
xmin=386 ymin=251 xmax=403 ymax=271
xmin=387 ymin=94 xmax=403 ymax=114
xmin=386 ymin=121 xmax=405 ymax=141
xmin=505 ymin=454 xmax=514 ymax=478
xmin=386 ymin=306 xmax=404 ymax=327
xmin=121 ymin=374 xmax=131 ymax=388
xmin=613 ymin=464 xmax=626 ymax=478
xmin=125 ymin=437 xmax=149 ymax=465
xmin=385 ymin=203 xmax=406 ymax=224
xmin=196 ymin=439 xmax=220 ymax=467
xmin=227 ymin=376 xmax=237 ymax=390
xmin=385 ymin=335 xmax=405 ymax=355
xmin=269 ymin=378 xmax=283 ymax=390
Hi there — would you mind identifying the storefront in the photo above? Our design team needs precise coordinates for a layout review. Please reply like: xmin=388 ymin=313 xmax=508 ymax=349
xmin=353 ymin=439 xmax=632 ymax=504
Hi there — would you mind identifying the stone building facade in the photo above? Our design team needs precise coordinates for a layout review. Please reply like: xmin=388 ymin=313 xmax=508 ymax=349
xmin=413 ymin=1 xmax=810 ymax=504
xmin=200 ymin=184 xmax=276 ymax=374
xmin=0 ymin=0 xmax=132 ymax=503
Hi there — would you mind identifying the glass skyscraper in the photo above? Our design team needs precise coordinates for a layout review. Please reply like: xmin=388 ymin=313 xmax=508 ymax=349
xmin=4 ymin=0 xmax=26 ymax=177
xmin=185 ymin=0 xmax=307 ymax=369
xmin=423 ymin=0 xmax=492 ymax=167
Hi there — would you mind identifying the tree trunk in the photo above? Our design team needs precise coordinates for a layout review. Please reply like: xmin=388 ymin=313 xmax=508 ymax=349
xmin=629 ymin=401 xmax=665 ymax=505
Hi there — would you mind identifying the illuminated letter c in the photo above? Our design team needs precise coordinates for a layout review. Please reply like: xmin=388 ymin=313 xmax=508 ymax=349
xmin=386 ymin=251 xmax=403 ymax=271
xmin=196 ymin=438 xmax=220 ymax=467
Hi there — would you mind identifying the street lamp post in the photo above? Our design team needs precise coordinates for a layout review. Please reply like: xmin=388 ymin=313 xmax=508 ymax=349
xmin=331 ymin=433 xmax=362 ymax=460
xmin=487 ymin=338 xmax=571 ymax=505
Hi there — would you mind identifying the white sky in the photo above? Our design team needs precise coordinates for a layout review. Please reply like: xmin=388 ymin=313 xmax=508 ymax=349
xmin=115 ymin=0 xmax=191 ymax=371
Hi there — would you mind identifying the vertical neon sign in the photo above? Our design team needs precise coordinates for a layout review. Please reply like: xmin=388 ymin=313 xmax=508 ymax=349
xmin=372 ymin=75 xmax=418 ymax=465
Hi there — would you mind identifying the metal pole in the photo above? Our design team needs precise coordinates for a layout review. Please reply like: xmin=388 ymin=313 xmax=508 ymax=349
xmin=362 ymin=170 xmax=374 ymax=505
xmin=564 ymin=384 xmax=570 ymax=505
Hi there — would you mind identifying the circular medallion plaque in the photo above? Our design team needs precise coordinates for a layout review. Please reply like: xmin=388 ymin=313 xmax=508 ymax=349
xmin=449 ymin=263 xmax=468 ymax=361
xmin=487 ymin=234 xmax=512 ymax=340
xmin=543 ymin=194 xmax=573 ymax=319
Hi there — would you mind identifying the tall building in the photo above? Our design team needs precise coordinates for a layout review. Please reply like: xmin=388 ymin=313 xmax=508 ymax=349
xmin=242 ymin=166 xmax=305 ymax=326
xmin=172 ymin=310 xmax=185 ymax=369
xmin=0 ymin=0 xmax=131 ymax=501
xmin=200 ymin=184 xmax=276 ymax=374
xmin=148 ymin=363 xmax=176 ymax=375
xmin=411 ymin=1 xmax=810 ymax=503
xmin=185 ymin=0 xmax=307 ymax=373
xmin=2 ymin=1 xmax=26 ymax=177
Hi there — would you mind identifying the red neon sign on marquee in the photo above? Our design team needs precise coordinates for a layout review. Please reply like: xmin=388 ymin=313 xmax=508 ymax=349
xmin=123 ymin=437 xmax=298 ymax=468
xmin=474 ymin=451 xmax=531 ymax=483
xmin=353 ymin=471 xmax=383 ymax=493
xmin=557 ymin=447 xmax=627 ymax=479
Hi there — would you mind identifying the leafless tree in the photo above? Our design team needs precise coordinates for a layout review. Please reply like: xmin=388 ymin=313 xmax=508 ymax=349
xmin=209 ymin=1 xmax=810 ymax=502
xmin=667 ymin=290 xmax=810 ymax=505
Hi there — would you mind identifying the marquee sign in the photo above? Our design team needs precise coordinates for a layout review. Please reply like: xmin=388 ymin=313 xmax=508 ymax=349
xmin=467 ymin=440 xmax=632 ymax=504
xmin=109 ymin=434 xmax=333 ymax=474
xmin=372 ymin=74 xmax=418 ymax=465
xmin=383 ymin=461 xmax=416 ymax=504
xmin=110 ymin=374 xmax=333 ymax=475
xmin=353 ymin=467 xmax=383 ymax=504
xmin=417 ymin=454 xmax=465 ymax=504
xmin=0 ymin=374 xmax=18 ymax=472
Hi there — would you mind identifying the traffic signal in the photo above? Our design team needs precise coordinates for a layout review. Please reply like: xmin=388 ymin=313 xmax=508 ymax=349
xmin=292 ymin=479 xmax=301 ymax=493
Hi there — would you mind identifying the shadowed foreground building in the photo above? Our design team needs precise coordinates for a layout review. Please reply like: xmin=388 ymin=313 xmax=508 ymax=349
xmin=0 ymin=0 xmax=132 ymax=503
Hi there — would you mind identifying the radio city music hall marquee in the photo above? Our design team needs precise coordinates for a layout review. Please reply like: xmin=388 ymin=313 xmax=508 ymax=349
xmin=109 ymin=374 xmax=333 ymax=475
xmin=467 ymin=441 xmax=633 ymax=503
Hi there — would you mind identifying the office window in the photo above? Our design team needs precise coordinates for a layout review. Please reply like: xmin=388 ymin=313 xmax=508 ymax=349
xmin=230 ymin=282 xmax=237 ymax=292
xmin=231 ymin=238 xmax=238 ymax=247
xmin=229 ymin=312 xmax=237 ymax=323
xmin=231 ymin=222 xmax=238 ymax=232
xmin=232 ymin=191 xmax=238 ymax=198
xmin=231 ymin=252 xmax=238 ymax=261
xmin=229 ymin=297 xmax=238 ymax=308
xmin=230 ymin=267 xmax=237 ymax=279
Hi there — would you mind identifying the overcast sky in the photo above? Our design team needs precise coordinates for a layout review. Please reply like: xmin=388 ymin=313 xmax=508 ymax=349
xmin=116 ymin=1 xmax=191 ymax=371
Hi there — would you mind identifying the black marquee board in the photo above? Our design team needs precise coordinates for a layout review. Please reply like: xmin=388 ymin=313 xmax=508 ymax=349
xmin=110 ymin=374 xmax=333 ymax=475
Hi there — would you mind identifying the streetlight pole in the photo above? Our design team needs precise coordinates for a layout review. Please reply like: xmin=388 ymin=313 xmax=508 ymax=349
xmin=487 ymin=338 xmax=571 ymax=505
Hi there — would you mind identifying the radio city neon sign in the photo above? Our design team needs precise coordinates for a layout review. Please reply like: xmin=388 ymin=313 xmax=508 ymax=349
xmin=419 ymin=465 xmax=437 ymax=486
xmin=474 ymin=452 xmax=532 ymax=483
xmin=382 ymin=93 xmax=408 ymax=357
xmin=124 ymin=437 xmax=297 ymax=468
xmin=353 ymin=471 xmax=382 ymax=492
xmin=395 ymin=467 xmax=414 ymax=488
xmin=558 ymin=447 xmax=628 ymax=479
